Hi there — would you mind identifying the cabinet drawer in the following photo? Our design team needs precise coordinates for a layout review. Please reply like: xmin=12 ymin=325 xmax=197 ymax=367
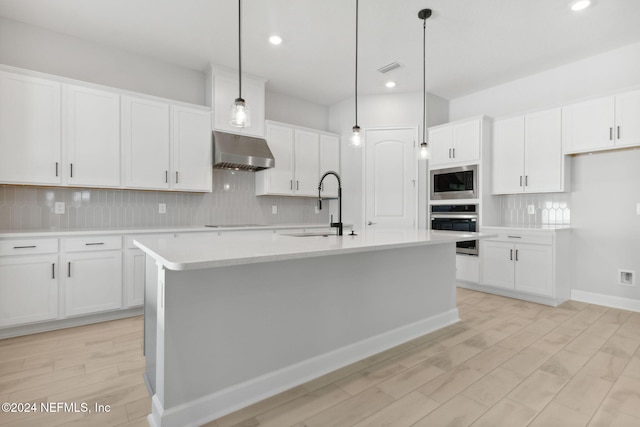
xmin=486 ymin=232 xmax=553 ymax=246
xmin=0 ymin=238 xmax=59 ymax=256
xmin=62 ymin=236 xmax=122 ymax=252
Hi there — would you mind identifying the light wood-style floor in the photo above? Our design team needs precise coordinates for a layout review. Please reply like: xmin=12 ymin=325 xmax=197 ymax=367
xmin=2 ymin=288 xmax=640 ymax=427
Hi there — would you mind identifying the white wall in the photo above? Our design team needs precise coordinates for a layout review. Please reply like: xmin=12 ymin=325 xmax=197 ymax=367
xmin=265 ymin=91 xmax=329 ymax=131
xmin=329 ymin=91 xmax=449 ymax=229
xmin=0 ymin=17 xmax=205 ymax=104
xmin=449 ymin=41 xmax=640 ymax=302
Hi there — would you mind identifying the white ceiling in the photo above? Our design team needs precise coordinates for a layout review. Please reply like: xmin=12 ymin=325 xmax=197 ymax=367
xmin=1 ymin=0 xmax=640 ymax=106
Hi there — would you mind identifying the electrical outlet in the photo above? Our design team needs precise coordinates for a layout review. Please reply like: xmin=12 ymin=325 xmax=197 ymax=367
xmin=272 ymin=205 xmax=277 ymax=214
xmin=54 ymin=202 xmax=65 ymax=215
xmin=159 ymin=203 xmax=166 ymax=214
xmin=527 ymin=205 xmax=535 ymax=215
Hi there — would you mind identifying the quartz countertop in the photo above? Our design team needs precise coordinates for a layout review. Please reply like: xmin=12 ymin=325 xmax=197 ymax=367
xmin=0 ymin=223 xmax=341 ymax=239
xmin=134 ymin=229 xmax=496 ymax=271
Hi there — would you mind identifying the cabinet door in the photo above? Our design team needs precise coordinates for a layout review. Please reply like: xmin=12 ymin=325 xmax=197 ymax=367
xmin=256 ymin=123 xmax=295 ymax=195
xmin=0 ymin=72 xmax=61 ymax=185
xmin=171 ymin=106 xmax=212 ymax=192
xmin=64 ymin=85 xmax=120 ymax=187
xmin=319 ymin=134 xmax=340 ymax=198
xmin=213 ymin=72 xmax=265 ymax=137
xmin=124 ymin=249 xmax=145 ymax=307
xmin=294 ymin=129 xmax=320 ymax=196
xmin=562 ymin=96 xmax=615 ymax=153
xmin=122 ymin=96 xmax=170 ymax=190
xmin=481 ymin=241 xmax=515 ymax=289
xmin=514 ymin=243 xmax=553 ymax=297
xmin=525 ymin=108 xmax=563 ymax=192
xmin=493 ymin=116 xmax=525 ymax=194
xmin=452 ymin=119 xmax=480 ymax=164
xmin=0 ymin=255 xmax=58 ymax=327
xmin=427 ymin=125 xmax=452 ymax=167
xmin=614 ymin=90 xmax=640 ymax=148
xmin=63 ymin=251 xmax=122 ymax=316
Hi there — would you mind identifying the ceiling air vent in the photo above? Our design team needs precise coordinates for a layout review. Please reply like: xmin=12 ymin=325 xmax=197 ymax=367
xmin=377 ymin=61 xmax=402 ymax=74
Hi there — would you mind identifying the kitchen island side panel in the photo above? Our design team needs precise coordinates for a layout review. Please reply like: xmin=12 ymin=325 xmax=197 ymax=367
xmin=154 ymin=242 xmax=457 ymax=423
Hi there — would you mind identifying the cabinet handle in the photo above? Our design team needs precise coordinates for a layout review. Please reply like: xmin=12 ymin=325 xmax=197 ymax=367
xmin=165 ymin=171 xmax=168 ymax=183
xmin=175 ymin=171 xmax=179 ymax=184
xmin=290 ymin=180 xmax=293 ymax=190
xmin=13 ymin=245 xmax=36 ymax=249
xmin=510 ymin=249 xmax=513 ymax=261
xmin=507 ymin=235 xmax=522 ymax=239
xmin=296 ymin=181 xmax=299 ymax=190
xmin=448 ymin=148 xmax=452 ymax=158
xmin=70 ymin=163 xmax=74 ymax=178
xmin=55 ymin=162 xmax=59 ymax=177
xmin=525 ymin=175 xmax=528 ymax=186
xmin=452 ymin=148 xmax=455 ymax=158
xmin=68 ymin=262 xmax=71 ymax=278
xmin=515 ymin=249 xmax=519 ymax=261
xmin=519 ymin=176 xmax=523 ymax=187
xmin=617 ymin=126 xmax=621 ymax=140
xmin=609 ymin=127 xmax=613 ymax=141
xmin=85 ymin=242 xmax=104 ymax=246
xmin=52 ymin=263 xmax=55 ymax=279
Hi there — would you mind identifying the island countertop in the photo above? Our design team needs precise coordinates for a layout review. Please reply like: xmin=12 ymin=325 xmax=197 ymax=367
xmin=134 ymin=229 xmax=494 ymax=271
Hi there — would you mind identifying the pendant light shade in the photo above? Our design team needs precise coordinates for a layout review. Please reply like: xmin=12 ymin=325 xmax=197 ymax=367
xmin=349 ymin=0 xmax=363 ymax=148
xmin=418 ymin=8 xmax=432 ymax=160
xmin=230 ymin=0 xmax=251 ymax=128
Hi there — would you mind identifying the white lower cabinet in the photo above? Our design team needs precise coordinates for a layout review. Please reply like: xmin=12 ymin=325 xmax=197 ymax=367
xmin=124 ymin=249 xmax=145 ymax=307
xmin=0 ymin=255 xmax=59 ymax=327
xmin=477 ymin=227 xmax=571 ymax=306
xmin=62 ymin=236 xmax=123 ymax=317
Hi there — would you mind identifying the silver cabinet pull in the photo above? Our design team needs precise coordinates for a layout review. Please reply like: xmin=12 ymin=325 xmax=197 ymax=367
xmin=13 ymin=245 xmax=36 ymax=249
xmin=609 ymin=127 xmax=613 ymax=140
xmin=510 ymin=249 xmax=513 ymax=260
xmin=519 ymin=176 xmax=523 ymax=186
xmin=448 ymin=148 xmax=452 ymax=158
xmin=296 ymin=181 xmax=299 ymax=190
xmin=452 ymin=148 xmax=455 ymax=158
xmin=290 ymin=180 xmax=293 ymax=190
xmin=507 ymin=235 xmax=522 ymax=239
xmin=515 ymin=249 xmax=519 ymax=261
xmin=70 ymin=163 xmax=74 ymax=178
xmin=52 ymin=263 xmax=55 ymax=279
xmin=68 ymin=262 xmax=71 ymax=278
xmin=176 ymin=171 xmax=179 ymax=184
xmin=525 ymin=175 xmax=528 ymax=186
xmin=55 ymin=162 xmax=59 ymax=177
xmin=85 ymin=242 xmax=104 ymax=246
xmin=165 ymin=171 xmax=168 ymax=183
xmin=617 ymin=126 xmax=621 ymax=139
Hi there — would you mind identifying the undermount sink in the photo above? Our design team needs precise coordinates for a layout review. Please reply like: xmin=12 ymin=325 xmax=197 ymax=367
xmin=282 ymin=232 xmax=334 ymax=237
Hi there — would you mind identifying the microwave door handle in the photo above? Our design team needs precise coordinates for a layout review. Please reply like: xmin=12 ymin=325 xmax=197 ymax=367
xmin=430 ymin=214 xmax=478 ymax=219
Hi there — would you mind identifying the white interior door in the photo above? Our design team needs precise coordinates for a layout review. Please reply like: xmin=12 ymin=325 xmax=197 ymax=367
xmin=365 ymin=128 xmax=416 ymax=229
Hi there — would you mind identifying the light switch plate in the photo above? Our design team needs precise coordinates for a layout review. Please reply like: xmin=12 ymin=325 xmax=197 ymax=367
xmin=159 ymin=203 xmax=166 ymax=214
xmin=54 ymin=202 xmax=65 ymax=215
xmin=272 ymin=205 xmax=278 ymax=214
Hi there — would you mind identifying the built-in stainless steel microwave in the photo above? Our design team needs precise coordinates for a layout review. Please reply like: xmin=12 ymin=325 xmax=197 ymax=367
xmin=430 ymin=165 xmax=478 ymax=200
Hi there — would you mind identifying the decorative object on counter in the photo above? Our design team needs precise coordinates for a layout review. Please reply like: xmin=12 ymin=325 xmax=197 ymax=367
xmin=418 ymin=8 xmax=433 ymax=160
xmin=349 ymin=0 xmax=363 ymax=148
xmin=317 ymin=171 xmax=343 ymax=236
xmin=230 ymin=0 xmax=250 ymax=128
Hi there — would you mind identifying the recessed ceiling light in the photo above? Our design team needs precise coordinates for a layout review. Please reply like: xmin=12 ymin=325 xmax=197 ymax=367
xmin=385 ymin=81 xmax=396 ymax=88
xmin=570 ymin=0 xmax=592 ymax=11
xmin=269 ymin=35 xmax=283 ymax=45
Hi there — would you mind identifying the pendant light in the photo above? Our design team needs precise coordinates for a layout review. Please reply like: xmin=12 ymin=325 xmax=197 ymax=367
xmin=418 ymin=8 xmax=432 ymax=160
xmin=349 ymin=0 xmax=362 ymax=148
xmin=230 ymin=0 xmax=251 ymax=128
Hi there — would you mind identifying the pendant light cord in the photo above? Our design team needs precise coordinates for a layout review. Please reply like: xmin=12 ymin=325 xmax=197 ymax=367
xmin=238 ymin=0 xmax=242 ymax=99
xmin=422 ymin=16 xmax=426 ymax=143
xmin=355 ymin=0 xmax=359 ymax=126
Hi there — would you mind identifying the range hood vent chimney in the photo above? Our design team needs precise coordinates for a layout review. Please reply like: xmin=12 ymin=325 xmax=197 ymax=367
xmin=212 ymin=131 xmax=275 ymax=172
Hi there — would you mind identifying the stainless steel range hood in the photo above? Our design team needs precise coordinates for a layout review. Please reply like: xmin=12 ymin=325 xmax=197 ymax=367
xmin=212 ymin=131 xmax=275 ymax=171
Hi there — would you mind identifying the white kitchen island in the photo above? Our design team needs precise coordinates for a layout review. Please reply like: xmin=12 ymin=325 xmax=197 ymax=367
xmin=135 ymin=229 xmax=491 ymax=427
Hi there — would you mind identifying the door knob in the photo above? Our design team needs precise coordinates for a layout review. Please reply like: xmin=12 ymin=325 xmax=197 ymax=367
xmin=368 ymin=221 xmax=376 ymax=226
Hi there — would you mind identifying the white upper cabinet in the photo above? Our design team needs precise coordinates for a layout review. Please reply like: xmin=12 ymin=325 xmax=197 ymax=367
xmin=428 ymin=117 xmax=481 ymax=167
xmin=0 ymin=71 xmax=61 ymax=185
xmin=64 ymin=84 xmax=120 ymax=187
xmin=494 ymin=108 xmax=566 ymax=194
xmin=122 ymin=96 xmax=171 ymax=190
xmin=207 ymin=65 xmax=266 ymax=138
xmin=562 ymin=89 xmax=640 ymax=153
xmin=256 ymin=121 xmax=337 ymax=197
xmin=171 ymin=106 xmax=212 ymax=192
xmin=319 ymin=134 xmax=340 ymax=198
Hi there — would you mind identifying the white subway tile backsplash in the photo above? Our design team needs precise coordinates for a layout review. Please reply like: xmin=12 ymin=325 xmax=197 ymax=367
xmin=0 ymin=170 xmax=329 ymax=231
xmin=499 ymin=193 xmax=571 ymax=227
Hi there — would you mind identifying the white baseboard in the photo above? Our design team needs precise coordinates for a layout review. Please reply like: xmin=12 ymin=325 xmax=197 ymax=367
xmin=570 ymin=289 xmax=640 ymax=312
xmin=148 ymin=309 xmax=460 ymax=427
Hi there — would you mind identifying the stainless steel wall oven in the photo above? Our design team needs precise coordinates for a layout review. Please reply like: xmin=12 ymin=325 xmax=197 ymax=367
xmin=430 ymin=204 xmax=479 ymax=255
